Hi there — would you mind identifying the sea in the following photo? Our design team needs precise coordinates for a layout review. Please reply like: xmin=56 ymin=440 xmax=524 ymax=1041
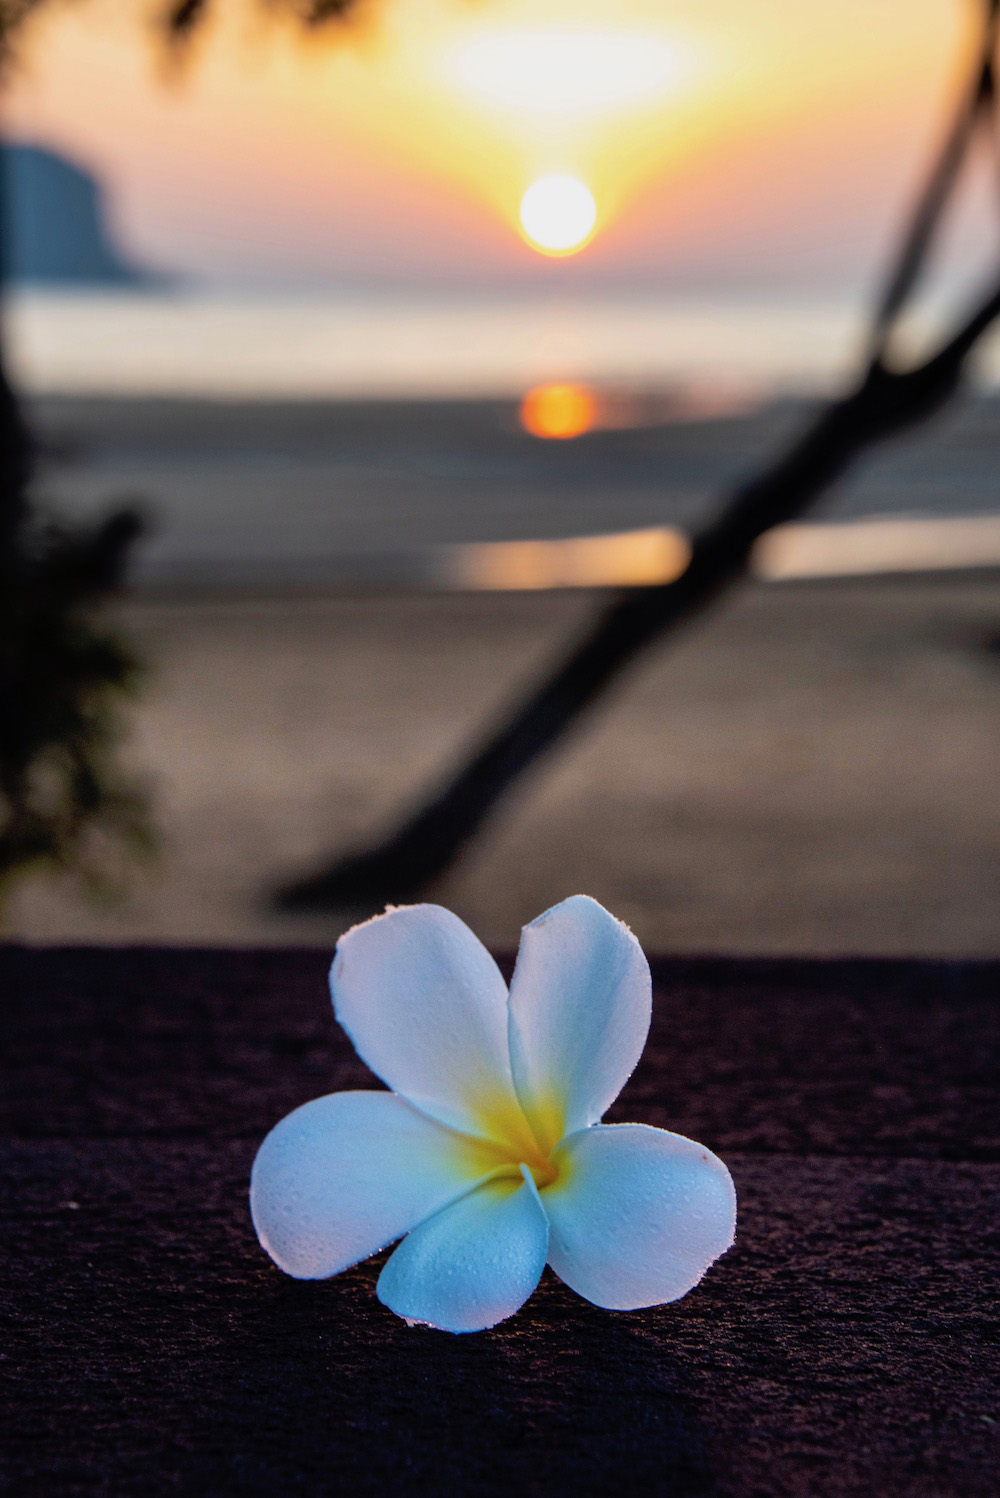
xmin=7 ymin=286 xmax=890 ymax=399
xmin=8 ymin=286 xmax=1000 ymax=589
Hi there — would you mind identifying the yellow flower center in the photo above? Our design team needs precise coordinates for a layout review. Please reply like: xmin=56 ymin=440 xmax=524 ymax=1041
xmin=483 ymin=1137 xmax=560 ymax=1192
xmin=448 ymin=1089 xmax=565 ymax=1193
xmin=523 ymin=1154 xmax=560 ymax=1190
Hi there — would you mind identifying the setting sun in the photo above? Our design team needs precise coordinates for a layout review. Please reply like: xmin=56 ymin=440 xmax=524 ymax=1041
xmin=519 ymin=174 xmax=597 ymax=256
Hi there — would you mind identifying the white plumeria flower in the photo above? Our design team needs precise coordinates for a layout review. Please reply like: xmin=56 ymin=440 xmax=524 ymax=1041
xmin=251 ymin=895 xmax=736 ymax=1334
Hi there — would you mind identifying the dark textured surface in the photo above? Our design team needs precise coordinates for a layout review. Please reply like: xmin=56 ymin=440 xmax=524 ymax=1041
xmin=1 ymin=946 xmax=998 ymax=1496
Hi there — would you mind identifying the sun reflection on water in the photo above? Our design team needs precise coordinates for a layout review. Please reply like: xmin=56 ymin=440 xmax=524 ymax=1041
xmin=520 ymin=381 xmax=599 ymax=438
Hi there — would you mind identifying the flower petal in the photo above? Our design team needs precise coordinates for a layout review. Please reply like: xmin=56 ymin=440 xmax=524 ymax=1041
xmin=507 ymin=895 xmax=652 ymax=1148
xmin=250 ymin=1091 xmax=500 ymax=1280
xmin=331 ymin=904 xmax=525 ymax=1139
xmin=543 ymin=1123 xmax=736 ymax=1310
xmin=377 ymin=1175 xmax=549 ymax=1333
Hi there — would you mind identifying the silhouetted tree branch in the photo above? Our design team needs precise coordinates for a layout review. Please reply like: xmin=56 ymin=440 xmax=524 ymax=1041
xmin=868 ymin=0 xmax=999 ymax=360
xmin=277 ymin=0 xmax=1000 ymax=911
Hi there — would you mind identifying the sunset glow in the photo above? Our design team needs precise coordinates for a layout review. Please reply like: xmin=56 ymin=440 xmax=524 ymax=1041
xmin=444 ymin=27 xmax=691 ymax=121
xmin=0 ymin=0 xmax=967 ymax=286
xmin=519 ymin=176 xmax=597 ymax=256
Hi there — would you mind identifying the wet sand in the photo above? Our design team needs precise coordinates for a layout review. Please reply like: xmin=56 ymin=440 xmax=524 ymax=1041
xmin=9 ymin=573 xmax=1000 ymax=954
xmin=27 ymin=392 xmax=1000 ymax=587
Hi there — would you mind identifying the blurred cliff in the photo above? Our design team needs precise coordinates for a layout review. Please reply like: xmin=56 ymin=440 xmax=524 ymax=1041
xmin=3 ymin=142 xmax=157 ymax=286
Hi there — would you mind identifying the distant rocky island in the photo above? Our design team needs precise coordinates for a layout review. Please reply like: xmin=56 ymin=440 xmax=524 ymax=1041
xmin=3 ymin=142 xmax=157 ymax=286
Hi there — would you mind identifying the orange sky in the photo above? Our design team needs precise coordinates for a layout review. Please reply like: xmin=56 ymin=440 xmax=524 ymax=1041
xmin=1 ymin=0 xmax=980 ymax=290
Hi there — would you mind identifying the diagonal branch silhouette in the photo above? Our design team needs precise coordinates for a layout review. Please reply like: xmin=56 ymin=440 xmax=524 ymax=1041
xmin=276 ymin=2 xmax=1000 ymax=911
xmin=868 ymin=0 xmax=999 ymax=360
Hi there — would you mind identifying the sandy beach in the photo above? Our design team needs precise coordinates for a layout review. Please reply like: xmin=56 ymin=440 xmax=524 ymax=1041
xmin=9 ymin=572 xmax=1000 ymax=955
xmin=8 ymin=388 xmax=1000 ymax=954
